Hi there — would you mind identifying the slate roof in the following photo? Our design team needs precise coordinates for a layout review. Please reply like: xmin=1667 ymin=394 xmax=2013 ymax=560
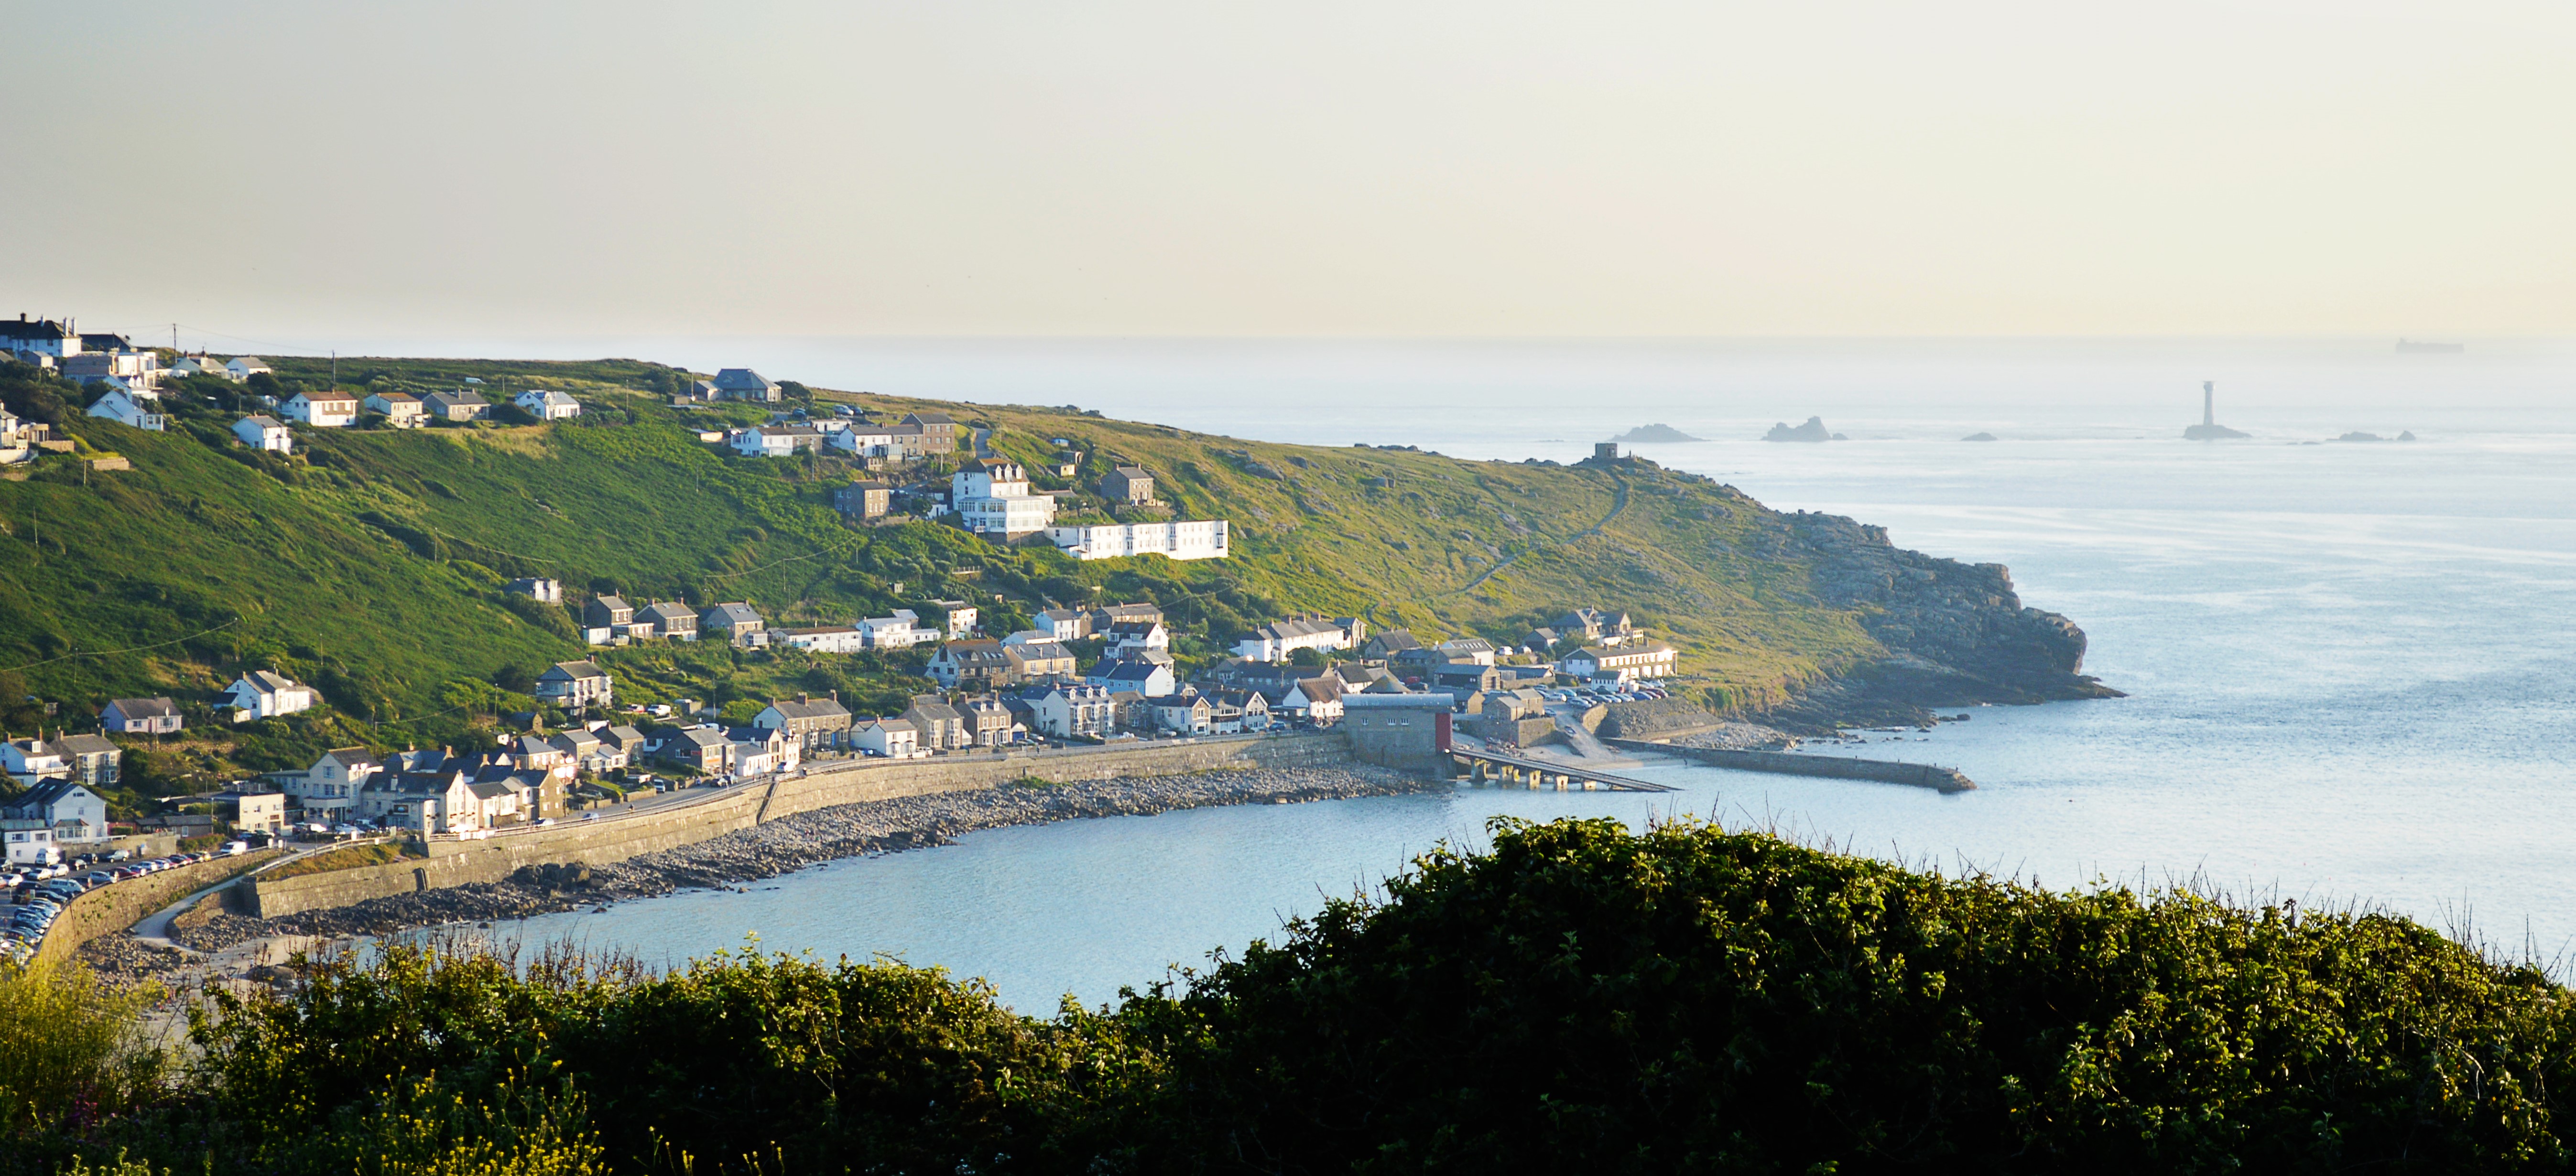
xmin=240 ymin=670 xmax=299 ymax=693
xmin=702 ymin=602 xmax=763 ymax=628
xmin=541 ymin=660 xmax=609 ymax=680
xmin=104 ymin=697 xmax=178 ymax=720
xmin=766 ymin=698 xmax=852 ymax=722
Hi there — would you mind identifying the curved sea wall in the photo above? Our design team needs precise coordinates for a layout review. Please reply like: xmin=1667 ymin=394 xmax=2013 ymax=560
xmin=244 ymin=734 xmax=1353 ymax=918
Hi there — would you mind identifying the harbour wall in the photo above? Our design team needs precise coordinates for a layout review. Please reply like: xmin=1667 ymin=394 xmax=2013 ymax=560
xmin=33 ymin=850 xmax=285 ymax=964
xmin=245 ymin=733 xmax=1354 ymax=918
xmin=1604 ymin=737 xmax=1975 ymax=793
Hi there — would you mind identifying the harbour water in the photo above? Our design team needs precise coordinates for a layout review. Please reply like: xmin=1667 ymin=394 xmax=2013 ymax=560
xmin=459 ymin=338 xmax=2576 ymax=1010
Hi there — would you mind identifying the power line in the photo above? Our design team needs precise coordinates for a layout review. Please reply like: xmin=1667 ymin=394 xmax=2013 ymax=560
xmin=1 ymin=616 xmax=240 ymax=675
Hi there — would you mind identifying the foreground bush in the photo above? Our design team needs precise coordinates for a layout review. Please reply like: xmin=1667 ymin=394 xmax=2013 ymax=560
xmin=16 ymin=818 xmax=2576 ymax=1174
xmin=0 ymin=959 xmax=165 ymax=1135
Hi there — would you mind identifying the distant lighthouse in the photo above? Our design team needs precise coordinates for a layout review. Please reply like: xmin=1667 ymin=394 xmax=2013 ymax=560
xmin=2184 ymin=381 xmax=2249 ymax=440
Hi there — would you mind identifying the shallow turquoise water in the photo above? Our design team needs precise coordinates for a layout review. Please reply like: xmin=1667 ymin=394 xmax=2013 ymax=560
xmin=475 ymin=340 xmax=2576 ymax=1009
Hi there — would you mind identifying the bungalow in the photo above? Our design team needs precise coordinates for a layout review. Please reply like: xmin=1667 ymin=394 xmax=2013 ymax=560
xmin=0 ymin=779 xmax=109 ymax=843
xmin=99 ymin=696 xmax=182 ymax=734
xmin=1559 ymin=642 xmax=1677 ymax=683
xmin=232 ymin=415 xmax=292 ymax=453
xmin=1435 ymin=637 xmax=1499 ymax=666
xmin=756 ymin=694 xmax=854 ymax=750
xmin=1233 ymin=615 xmax=1355 ymax=662
xmin=777 ymin=626 xmax=868 ymax=654
xmin=1004 ymin=641 xmax=1078 ymax=683
xmin=363 ymin=390 xmax=426 ymax=427
xmin=926 ymin=640 xmax=1015 ymax=690
xmin=86 ymin=388 xmax=165 ymax=431
xmin=422 ymin=390 xmax=490 ymax=422
xmin=900 ymin=696 xmax=969 ymax=751
xmin=515 ymin=388 xmax=581 ymax=420
xmin=850 ymin=716 xmax=922 ymax=758
xmin=731 ymin=425 xmax=826 ymax=458
xmin=224 ymin=670 xmax=316 ymax=721
xmin=281 ymin=389 xmax=360 ymax=427
xmin=712 ymin=368 xmax=781 ymax=402
xmin=1086 ymin=658 xmax=1175 ymax=699
xmin=1025 ymin=683 xmax=1116 ymax=740
xmin=534 ymin=660 xmax=614 ymax=709
xmin=167 ymin=355 xmax=224 ymax=378
xmin=700 ymin=602 xmax=766 ymax=644
xmin=636 ymin=601 xmax=699 ymax=641
xmin=290 ymin=747 xmax=380 ymax=815
xmin=224 ymin=356 xmax=272 ymax=382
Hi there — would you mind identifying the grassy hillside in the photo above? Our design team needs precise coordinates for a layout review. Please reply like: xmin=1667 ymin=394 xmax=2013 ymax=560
xmin=0 ymin=353 xmax=2088 ymax=791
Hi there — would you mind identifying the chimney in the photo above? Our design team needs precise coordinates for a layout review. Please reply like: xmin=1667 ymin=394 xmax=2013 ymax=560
xmin=798 ymin=693 xmax=809 ymax=705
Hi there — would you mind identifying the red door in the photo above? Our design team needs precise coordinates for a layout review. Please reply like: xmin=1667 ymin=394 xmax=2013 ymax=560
xmin=1435 ymin=711 xmax=1452 ymax=752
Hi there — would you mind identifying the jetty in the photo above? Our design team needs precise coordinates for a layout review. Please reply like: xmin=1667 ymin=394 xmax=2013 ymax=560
xmin=1453 ymin=746 xmax=1677 ymax=792
xmin=1602 ymin=737 xmax=1975 ymax=793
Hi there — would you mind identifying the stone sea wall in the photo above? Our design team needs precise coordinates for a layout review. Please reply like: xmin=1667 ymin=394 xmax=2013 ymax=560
xmin=246 ymin=734 xmax=1354 ymax=918
xmin=34 ymin=850 xmax=283 ymax=963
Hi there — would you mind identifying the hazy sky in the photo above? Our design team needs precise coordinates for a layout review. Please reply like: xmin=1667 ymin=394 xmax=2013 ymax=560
xmin=7 ymin=1 xmax=2571 ymax=342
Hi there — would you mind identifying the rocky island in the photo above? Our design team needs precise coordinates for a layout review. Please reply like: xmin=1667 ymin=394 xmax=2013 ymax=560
xmin=1609 ymin=423 xmax=1704 ymax=443
xmin=1763 ymin=416 xmax=1837 ymax=442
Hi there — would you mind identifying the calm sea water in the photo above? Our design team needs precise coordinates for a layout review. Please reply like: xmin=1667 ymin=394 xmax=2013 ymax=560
xmin=435 ymin=338 xmax=2576 ymax=1009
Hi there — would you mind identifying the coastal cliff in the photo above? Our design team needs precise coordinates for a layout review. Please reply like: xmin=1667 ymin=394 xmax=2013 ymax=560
xmin=1759 ymin=510 xmax=2119 ymax=731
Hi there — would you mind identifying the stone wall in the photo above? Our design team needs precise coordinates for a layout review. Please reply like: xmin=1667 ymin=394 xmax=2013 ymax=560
xmin=33 ymin=850 xmax=284 ymax=963
xmin=1606 ymin=738 xmax=1974 ymax=793
xmin=246 ymin=734 xmax=1355 ymax=918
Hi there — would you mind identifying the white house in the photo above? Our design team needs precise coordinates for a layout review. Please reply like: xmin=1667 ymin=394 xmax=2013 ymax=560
xmin=1045 ymin=520 xmax=1230 ymax=561
xmin=777 ymin=626 xmax=869 ymax=654
xmin=281 ymin=389 xmax=359 ymax=427
xmin=1086 ymin=658 xmax=1175 ymax=699
xmin=168 ymin=355 xmax=225 ymax=378
xmin=234 ymin=415 xmax=292 ymax=452
xmin=291 ymin=747 xmax=380 ymax=816
xmin=0 ymin=780 xmax=109 ymax=844
xmin=850 ymin=717 xmax=922 ymax=758
xmin=534 ymin=660 xmax=615 ymax=709
xmin=731 ymin=425 xmax=826 ymax=458
xmin=0 ymin=316 xmax=79 ymax=358
xmin=951 ymin=460 xmax=1056 ymax=537
xmin=1027 ymin=683 xmax=1117 ymax=739
xmin=858 ymin=609 xmax=936 ymax=648
xmin=224 ymin=670 xmax=316 ymax=721
xmin=516 ymin=388 xmax=581 ymax=420
xmin=364 ymin=390 xmax=426 ymax=427
xmin=3 ymin=821 xmax=59 ymax=865
xmin=1558 ymin=642 xmax=1677 ymax=683
xmin=1234 ymin=616 xmax=1357 ymax=662
xmin=1268 ymin=678 xmax=1346 ymax=725
xmin=86 ymin=388 xmax=166 ymax=432
xmin=224 ymin=356 xmax=272 ymax=382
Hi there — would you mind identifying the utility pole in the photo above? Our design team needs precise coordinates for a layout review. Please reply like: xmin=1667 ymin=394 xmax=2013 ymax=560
xmin=331 ymin=350 xmax=338 ymax=387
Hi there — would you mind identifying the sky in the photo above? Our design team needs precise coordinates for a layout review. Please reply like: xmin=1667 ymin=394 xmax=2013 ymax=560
xmin=6 ymin=1 xmax=2573 ymax=343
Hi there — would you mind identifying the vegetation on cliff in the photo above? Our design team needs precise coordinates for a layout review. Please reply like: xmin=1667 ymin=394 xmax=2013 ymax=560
xmin=7 ymin=818 xmax=2572 ymax=1174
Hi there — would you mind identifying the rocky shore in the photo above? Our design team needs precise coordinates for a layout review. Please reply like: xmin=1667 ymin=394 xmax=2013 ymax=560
xmin=136 ymin=764 xmax=1439 ymax=961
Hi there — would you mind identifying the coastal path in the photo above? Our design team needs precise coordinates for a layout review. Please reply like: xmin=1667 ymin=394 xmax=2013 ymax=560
xmin=1451 ymin=467 xmax=1629 ymax=597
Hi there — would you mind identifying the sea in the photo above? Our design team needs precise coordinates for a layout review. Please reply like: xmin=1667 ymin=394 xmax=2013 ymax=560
xmin=367 ymin=336 xmax=2576 ymax=1010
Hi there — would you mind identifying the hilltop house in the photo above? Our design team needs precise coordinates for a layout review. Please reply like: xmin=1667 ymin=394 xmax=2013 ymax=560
xmin=731 ymin=425 xmax=826 ymax=457
xmin=507 ymin=578 xmax=563 ymax=603
xmin=951 ymin=460 xmax=1055 ymax=537
xmin=515 ymin=388 xmax=581 ymax=420
xmin=898 ymin=411 xmax=959 ymax=453
xmin=224 ymin=356 xmax=272 ymax=382
xmin=0 ymin=316 xmax=78 ymax=358
xmin=700 ymin=602 xmax=766 ymax=644
xmin=233 ymin=415 xmax=292 ymax=453
xmin=756 ymin=694 xmax=854 ymax=750
xmin=857 ymin=609 xmax=936 ymax=648
xmin=1234 ymin=615 xmax=1360 ymax=662
xmin=778 ymin=626 xmax=868 ymax=654
xmin=926 ymin=640 xmax=1015 ymax=690
xmin=636 ymin=601 xmax=699 ymax=641
xmin=5 ymin=734 xmax=120 ymax=788
xmin=100 ymin=697 xmax=182 ymax=734
xmin=534 ymin=660 xmax=614 ymax=709
xmin=1098 ymin=465 xmax=1154 ymax=504
xmin=0 ymin=780 xmax=109 ymax=843
xmin=281 ymin=389 xmax=360 ymax=427
xmin=86 ymin=388 xmax=165 ymax=431
xmin=1046 ymin=520 xmax=1229 ymax=561
xmin=363 ymin=390 xmax=426 ymax=427
xmin=422 ymin=390 xmax=490 ymax=422
xmin=712 ymin=368 xmax=781 ymax=402
xmin=224 ymin=671 xmax=316 ymax=721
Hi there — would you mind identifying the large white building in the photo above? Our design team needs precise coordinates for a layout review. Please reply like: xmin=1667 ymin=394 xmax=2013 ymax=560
xmin=1234 ymin=616 xmax=1359 ymax=662
xmin=952 ymin=460 xmax=1056 ymax=537
xmin=1045 ymin=520 xmax=1229 ymax=561
xmin=1559 ymin=642 xmax=1678 ymax=683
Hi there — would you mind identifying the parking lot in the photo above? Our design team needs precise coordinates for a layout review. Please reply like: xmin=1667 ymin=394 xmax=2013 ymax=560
xmin=3 ymin=844 xmax=250 ymax=962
